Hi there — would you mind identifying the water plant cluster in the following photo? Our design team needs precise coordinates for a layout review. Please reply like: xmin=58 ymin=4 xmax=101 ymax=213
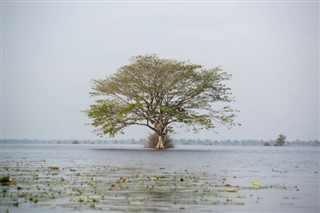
xmin=0 ymin=159 xmax=299 ymax=212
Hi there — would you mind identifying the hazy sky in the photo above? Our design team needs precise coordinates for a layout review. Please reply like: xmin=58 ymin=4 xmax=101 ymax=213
xmin=1 ymin=1 xmax=319 ymax=141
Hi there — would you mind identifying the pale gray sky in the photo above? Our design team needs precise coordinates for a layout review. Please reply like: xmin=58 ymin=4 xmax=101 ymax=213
xmin=1 ymin=1 xmax=319 ymax=141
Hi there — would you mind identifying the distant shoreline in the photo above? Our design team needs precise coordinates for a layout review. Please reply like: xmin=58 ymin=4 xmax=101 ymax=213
xmin=1 ymin=139 xmax=319 ymax=146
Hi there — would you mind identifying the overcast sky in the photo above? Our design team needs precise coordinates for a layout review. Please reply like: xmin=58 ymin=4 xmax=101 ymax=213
xmin=1 ymin=1 xmax=319 ymax=141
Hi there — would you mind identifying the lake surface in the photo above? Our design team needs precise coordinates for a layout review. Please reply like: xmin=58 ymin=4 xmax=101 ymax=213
xmin=0 ymin=144 xmax=319 ymax=212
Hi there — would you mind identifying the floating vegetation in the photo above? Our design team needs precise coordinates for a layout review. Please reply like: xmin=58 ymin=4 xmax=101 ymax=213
xmin=0 ymin=176 xmax=15 ymax=186
xmin=251 ymin=180 xmax=261 ymax=187
xmin=0 ymin=160 xmax=300 ymax=212
xmin=225 ymin=188 xmax=238 ymax=193
xmin=49 ymin=166 xmax=60 ymax=171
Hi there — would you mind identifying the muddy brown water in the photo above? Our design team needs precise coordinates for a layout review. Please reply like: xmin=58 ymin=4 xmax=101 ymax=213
xmin=0 ymin=144 xmax=319 ymax=212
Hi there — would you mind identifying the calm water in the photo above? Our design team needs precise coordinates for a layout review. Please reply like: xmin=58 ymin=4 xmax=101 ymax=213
xmin=1 ymin=144 xmax=319 ymax=212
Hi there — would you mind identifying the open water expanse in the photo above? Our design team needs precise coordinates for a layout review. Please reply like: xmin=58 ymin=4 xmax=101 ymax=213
xmin=0 ymin=144 xmax=319 ymax=213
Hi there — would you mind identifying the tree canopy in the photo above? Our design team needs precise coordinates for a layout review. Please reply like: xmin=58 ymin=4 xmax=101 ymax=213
xmin=86 ymin=54 xmax=238 ymax=148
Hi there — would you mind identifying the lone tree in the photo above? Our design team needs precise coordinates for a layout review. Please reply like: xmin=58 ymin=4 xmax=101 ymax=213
xmin=275 ymin=134 xmax=286 ymax=146
xmin=86 ymin=54 xmax=238 ymax=149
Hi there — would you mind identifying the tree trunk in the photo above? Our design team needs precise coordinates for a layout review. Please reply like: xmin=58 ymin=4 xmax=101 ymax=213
xmin=155 ymin=135 xmax=165 ymax=149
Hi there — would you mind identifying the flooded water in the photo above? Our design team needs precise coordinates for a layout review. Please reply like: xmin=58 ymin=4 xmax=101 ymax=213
xmin=1 ymin=144 xmax=319 ymax=212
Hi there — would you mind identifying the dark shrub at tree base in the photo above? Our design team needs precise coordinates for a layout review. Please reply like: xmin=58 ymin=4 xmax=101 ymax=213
xmin=144 ymin=133 xmax=174 ymax=149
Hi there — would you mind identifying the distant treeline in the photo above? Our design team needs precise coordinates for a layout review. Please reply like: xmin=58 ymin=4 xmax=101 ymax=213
xmin=0 ymin=139 xmax=319 ymax=146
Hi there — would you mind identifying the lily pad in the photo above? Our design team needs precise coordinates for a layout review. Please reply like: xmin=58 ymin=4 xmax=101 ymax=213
xmin=252 ymin=180 xmax=260 ymax=187
xmin=0 ymin=176 xmax=15 ymax=186
xmin=226 ymin=188 xmax=238 ymax=193
xmin=49 ymin=166 xmax=60 ymax=171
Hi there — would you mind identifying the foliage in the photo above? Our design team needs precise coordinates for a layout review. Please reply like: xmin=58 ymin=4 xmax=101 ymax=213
xmin=85 ymin=54 xmax=238 ymax=146
xmin=275 ymin=134 xmax=286 ymax=146
xmin=72 ymin=140 xmax=80 ymax=144
xmin=144 ymin=132 xmax=174 ymax=149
